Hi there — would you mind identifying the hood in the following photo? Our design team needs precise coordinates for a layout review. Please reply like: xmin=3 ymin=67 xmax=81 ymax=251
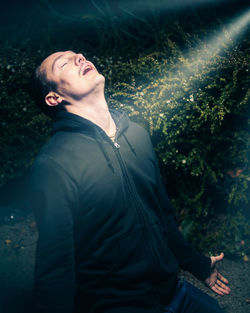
xmin=52 ymin=109 xmax=132 ymax=173
xmin=52 ymin=109 xmax=129 ymax=140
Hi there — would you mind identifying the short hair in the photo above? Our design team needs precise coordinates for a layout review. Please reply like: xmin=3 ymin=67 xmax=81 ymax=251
xmin=31 ymin=63 xmax=64 ymax=118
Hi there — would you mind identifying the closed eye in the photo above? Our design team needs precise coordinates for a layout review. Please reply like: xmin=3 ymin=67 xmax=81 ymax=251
xmin=61 ymin=62 xmax=68 ymax=68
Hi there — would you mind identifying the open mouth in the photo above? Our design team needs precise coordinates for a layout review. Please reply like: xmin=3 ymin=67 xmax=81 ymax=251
xmin=82 ymin=64 xmax=93 ymax=76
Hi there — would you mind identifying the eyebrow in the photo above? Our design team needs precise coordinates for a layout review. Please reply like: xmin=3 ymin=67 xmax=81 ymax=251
xmin=51 ymin=51 xmax=74 ymax=72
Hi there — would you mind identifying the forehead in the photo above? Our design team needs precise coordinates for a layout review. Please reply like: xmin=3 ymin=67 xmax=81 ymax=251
xmin=42 ymin=50 xmax=74 ymax=66
xmin=40 ymin=50 xmax=74 ymax=78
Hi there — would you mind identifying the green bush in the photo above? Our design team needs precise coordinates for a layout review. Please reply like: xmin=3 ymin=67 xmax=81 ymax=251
xmin=105 ymin=35 xmax=249 ymax=257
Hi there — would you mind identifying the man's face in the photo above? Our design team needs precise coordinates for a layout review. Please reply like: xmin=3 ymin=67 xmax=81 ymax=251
xmin=41 ymin=50 xmax=104 ymax=102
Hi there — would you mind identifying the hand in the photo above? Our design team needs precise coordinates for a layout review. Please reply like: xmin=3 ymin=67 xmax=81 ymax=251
xmin=205 ymin=252 xmax=231 ymax=296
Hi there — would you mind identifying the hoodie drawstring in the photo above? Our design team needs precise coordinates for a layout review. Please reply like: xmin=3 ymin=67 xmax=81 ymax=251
xmin=95 ymin=128 xmax=136 ymax=174
xmin=123 ymin=134 xmax=137 ymax=156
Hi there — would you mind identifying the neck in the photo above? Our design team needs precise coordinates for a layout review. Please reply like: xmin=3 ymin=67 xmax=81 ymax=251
xmin=64 ymin=90 xmax=116 ymax=137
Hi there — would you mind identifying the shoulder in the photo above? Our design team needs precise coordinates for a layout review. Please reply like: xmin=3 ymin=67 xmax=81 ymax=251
xmin=37 ymin=132 xmax=81 ymax=159
xmin=126 ymin=119 xmax=153 ymax=149
xmin=129 ymin=120 xmax=150 ymax=137
xmin=30 ymin=133 xmax=81 ymax=187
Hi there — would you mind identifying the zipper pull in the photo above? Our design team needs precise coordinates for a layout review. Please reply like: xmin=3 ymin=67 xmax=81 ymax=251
xmin=114 ymin=142 xmax=120 ymax=149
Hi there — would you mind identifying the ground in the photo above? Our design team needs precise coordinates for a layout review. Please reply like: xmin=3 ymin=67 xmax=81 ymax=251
xmin=0 ymin=211 xmax=249 ymax=313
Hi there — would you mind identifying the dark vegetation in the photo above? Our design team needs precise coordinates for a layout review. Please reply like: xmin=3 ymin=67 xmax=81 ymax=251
xmin=0 ymin=0 xmax=249 ymax=258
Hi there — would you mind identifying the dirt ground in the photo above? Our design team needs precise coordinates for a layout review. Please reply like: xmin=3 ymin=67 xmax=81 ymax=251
xmin=0 ymin=211 xmax=249 ymax=313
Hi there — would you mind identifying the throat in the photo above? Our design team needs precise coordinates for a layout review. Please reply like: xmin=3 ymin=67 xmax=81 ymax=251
xmin=106 ymin=119 xmax=117 ymax=141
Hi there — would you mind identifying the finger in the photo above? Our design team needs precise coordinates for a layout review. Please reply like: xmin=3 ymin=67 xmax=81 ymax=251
xmin=214 ymin=282 xmax=230 ymax=294
xmin=217 ymin=272 xmax=229 ymax=284
xmin=211 ymin=285 xmax=224 ymax=296
xmin=211 ymin=252 xmax=224 ymax=267
xmin=217 ymin=279 xmax=231 ymax=292
xmin=213 ymin=252 xmax=224 ymax=262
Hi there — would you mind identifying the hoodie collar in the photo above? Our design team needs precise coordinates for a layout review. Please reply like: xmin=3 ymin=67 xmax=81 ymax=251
xmin=52 ymin=108 xmax=129 ymax=140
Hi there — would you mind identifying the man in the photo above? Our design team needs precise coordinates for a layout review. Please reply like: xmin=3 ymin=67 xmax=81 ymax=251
xmin=29 ymin=50 xmax=230 ymax=313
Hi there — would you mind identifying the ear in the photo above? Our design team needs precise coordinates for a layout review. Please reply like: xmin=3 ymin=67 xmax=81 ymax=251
xmin=45 ymin=92 xmax=64 ymax=107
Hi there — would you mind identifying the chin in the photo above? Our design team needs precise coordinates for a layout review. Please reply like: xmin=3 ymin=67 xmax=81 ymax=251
xmin=97 ymin=73 xmax=105 ymax=81
xmin=95 ymin=73 xmax=105 ymax=85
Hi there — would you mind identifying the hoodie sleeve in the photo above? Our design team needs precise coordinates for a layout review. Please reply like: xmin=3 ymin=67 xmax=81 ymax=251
xmin=152 ymin=150 xmax=212 ymax=281
xmin=28 ymin=155 xmax=77 ymax=313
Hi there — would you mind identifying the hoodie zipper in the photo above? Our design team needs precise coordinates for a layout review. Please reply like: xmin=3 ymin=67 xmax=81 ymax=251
xmin=111 ymin=139 xmax=161 ymax=267
xmin=112 ymin=140 xmax=145 ymax=225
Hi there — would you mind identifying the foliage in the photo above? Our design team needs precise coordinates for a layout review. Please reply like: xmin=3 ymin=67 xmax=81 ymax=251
xmin=0 ymin=48 xmax=51 ymax=181
xmin=0 ymin=3 xmax=249 ymax=257
xmin=104 ymin=30 xmax=249 ymax=258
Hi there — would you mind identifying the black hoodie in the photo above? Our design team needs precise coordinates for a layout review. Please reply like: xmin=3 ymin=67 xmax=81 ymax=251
xmin=28 ymin=109 xmax=211 ymax=313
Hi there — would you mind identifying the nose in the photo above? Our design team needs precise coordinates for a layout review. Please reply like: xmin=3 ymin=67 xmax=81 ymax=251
xmin=75 ymin=53 xmax=86 ymax=66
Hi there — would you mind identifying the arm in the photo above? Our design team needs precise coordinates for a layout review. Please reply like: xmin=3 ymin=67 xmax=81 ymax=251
xmin=28 ymin=156 xmax=78 ymax=313
xmin=152 ymin=152 xmax=212 ymax=281
xmin=153 ymin=153 xmax=230 ymax=294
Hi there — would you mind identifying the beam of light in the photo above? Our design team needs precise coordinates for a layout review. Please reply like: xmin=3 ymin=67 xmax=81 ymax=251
xmin=167 ymin=8 xmax=250 ymax=88
xmin=121 ymin=8 xmax=249 ymax=133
